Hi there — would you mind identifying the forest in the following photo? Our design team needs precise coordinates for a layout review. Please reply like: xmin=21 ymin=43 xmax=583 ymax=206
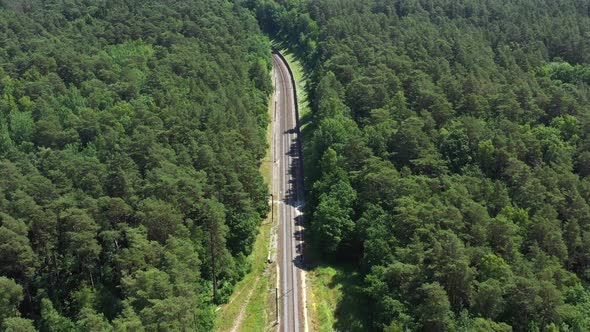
xmin=0 ymin=0 xmax=272 ymax=330
xmin=248 ymin=0 xmax=590 ymax=331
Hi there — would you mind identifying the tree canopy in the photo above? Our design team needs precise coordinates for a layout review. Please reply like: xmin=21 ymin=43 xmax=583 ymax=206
xmin=0 ymin=0 xmax=271 ymax=330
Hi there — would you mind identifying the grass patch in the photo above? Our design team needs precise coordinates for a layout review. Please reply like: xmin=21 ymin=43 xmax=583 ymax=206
xmin=241 ymin=262 xmax=275 ymax=331
xmin=272 ymin=44 xmax=312 ymax=133
xmin=307 ymin=263 xmax=369 ymax=332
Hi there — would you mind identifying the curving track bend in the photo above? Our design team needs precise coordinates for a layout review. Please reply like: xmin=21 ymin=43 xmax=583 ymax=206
xmin=271 ymin=52 xmax=306 ymax=332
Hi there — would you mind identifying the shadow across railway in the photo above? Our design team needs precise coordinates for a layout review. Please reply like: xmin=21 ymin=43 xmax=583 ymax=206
xmin=282 ymin=129 xmax=307 ymax=271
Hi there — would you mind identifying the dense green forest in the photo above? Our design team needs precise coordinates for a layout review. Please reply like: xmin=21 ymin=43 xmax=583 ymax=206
xmin=249 ymin=0 xmax=590 ymax=331
xmin=0 ymin=0 xmax=272 ymax=330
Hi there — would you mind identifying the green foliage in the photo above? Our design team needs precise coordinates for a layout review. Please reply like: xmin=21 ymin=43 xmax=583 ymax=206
xmin=0 ymin=213 xmax=36 ymax=282
xmin=9 ymin=111 xmax=34 ymax=144
xmin=312 ymin=182 xmax=356 ymax=254
xmin=416 ymin=282 xmax=455 ymax=331
xmin=1 ymin=317 xmax=36 ymax=332
xmin=0 ymin=277 xmax=23 ymax=324
xmin=111 ymin=303 xmax=144 ymax=332
xmin=0 ymin=0 xmax=272 ymax=329
xmin=76 ymin=308 xmax=113 ymax=332
xmin=40 ymin=298 xmax=75 ymax=332
xmin=136 ymin=199 xmax=185 ymax=243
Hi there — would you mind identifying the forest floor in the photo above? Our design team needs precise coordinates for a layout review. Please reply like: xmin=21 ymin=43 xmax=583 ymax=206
xmin=215 ymin=89 xmax=277 ymax=332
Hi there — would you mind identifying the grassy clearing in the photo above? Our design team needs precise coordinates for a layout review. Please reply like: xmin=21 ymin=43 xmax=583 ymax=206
xmin=215 ymin=91 xmax=277 ymax=332
xmin=307 ymin=264 xmax=369 ymax=332
xmin=274 ymin=46 xmax=312 ymax=132
xmin=241 ymin=257 xmax=276 ymax=331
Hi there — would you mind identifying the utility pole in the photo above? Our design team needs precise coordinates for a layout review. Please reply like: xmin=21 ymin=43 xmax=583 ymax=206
xmin=275 ymin=287 xmax=279 ymax=325
xmin=274 ymin=98 xmax=277 ymax=163
xmin=271 ymin=193 xmax=274 ymax=225
xmin=274 ymin=67 xmax=277 ymax=129
xmin=274 ymin=102 xmax=277 ymax=164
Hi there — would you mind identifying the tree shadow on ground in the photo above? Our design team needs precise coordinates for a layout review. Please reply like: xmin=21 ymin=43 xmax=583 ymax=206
xmin=272 ymin=39 xmax=313 ymax=82
xmin=329 ymin=264 xmax=370 ymax=332
xmin=307 ymin=260 xmax=371 ymax=332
